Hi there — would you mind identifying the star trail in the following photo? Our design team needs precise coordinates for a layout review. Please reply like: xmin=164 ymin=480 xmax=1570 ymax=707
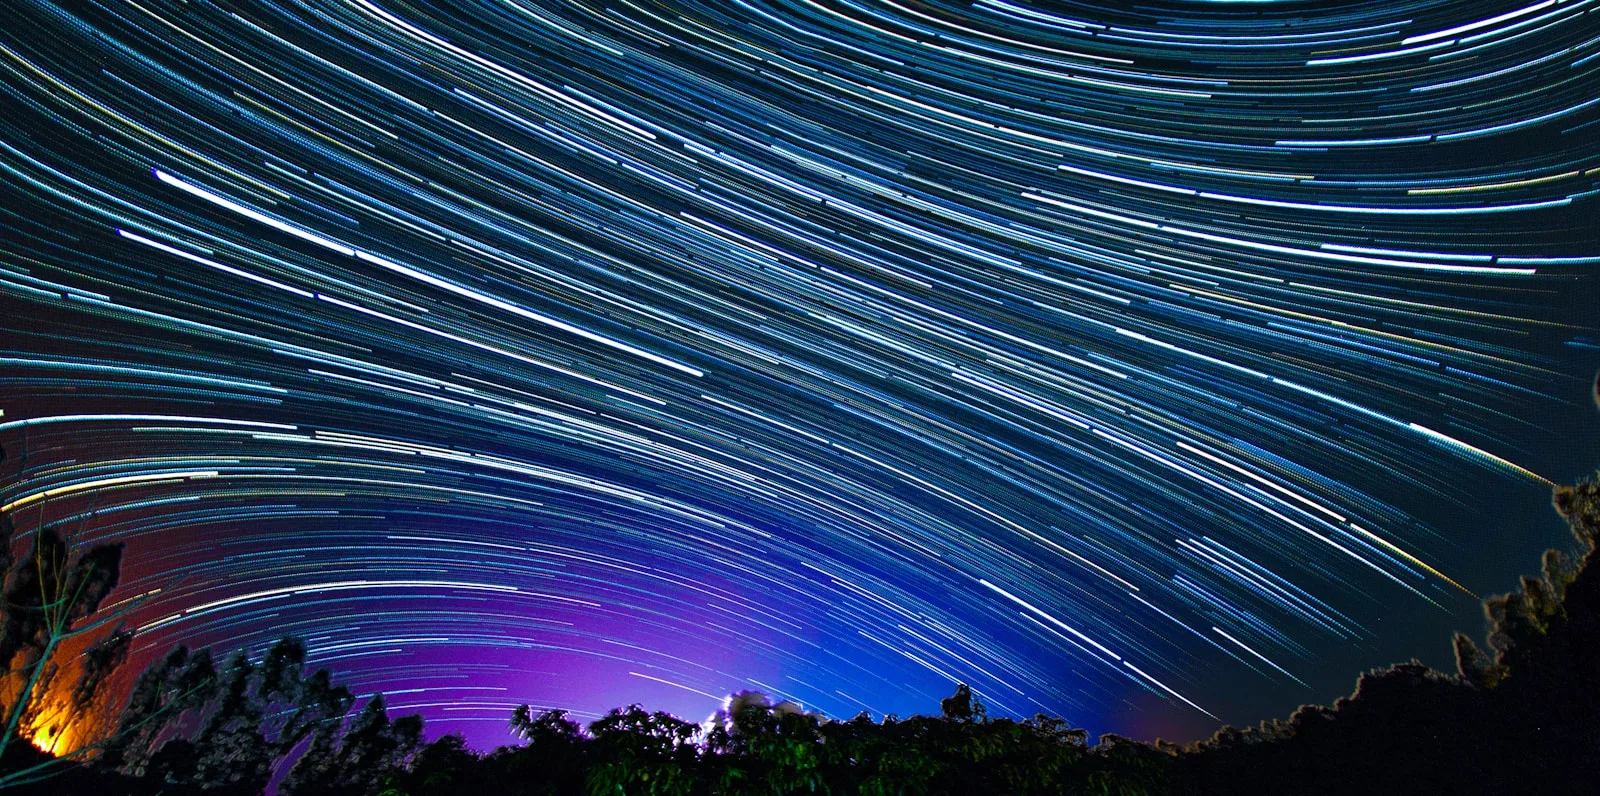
xmin=1 ymin=0 xmax=1597 ymax=747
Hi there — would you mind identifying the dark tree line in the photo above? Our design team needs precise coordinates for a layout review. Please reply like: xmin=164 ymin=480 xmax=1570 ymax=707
xmin=354 ymin=688 xmax=1169 ymax=796
xmin=4 ymin=468 xmax=1600 ymax=794
xmin=1176 ymin=472 xmax=1600 ymax=795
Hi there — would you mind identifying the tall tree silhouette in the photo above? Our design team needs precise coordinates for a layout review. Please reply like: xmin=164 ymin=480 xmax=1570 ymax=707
xmin=280 ymin=693 xmax=424 ymax=796
xmin=104 ymin=637 xmax=364 ymax=794
xmin=0 ymin=445 xmax=141 ymax=787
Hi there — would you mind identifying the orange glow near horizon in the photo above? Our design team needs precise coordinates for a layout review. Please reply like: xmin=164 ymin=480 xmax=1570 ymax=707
xmin=29 ymin=723 xmax=71 ymax=756
xmin=6 ymin=634 xmax=109 ymax=761
xmin=17 ymin=691 xmax=86 ymax=758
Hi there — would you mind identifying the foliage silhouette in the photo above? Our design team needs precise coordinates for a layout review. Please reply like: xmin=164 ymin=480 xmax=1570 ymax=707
xmin=1180 ymin=470 xmax=1600 ymax=795
xmin=0 ymin=440 xmax=144 ymax=788
xmin=5 ymin=468 xmax=1600 ymax=795
xmin=282 ymin=693 xmax=425 ymax=796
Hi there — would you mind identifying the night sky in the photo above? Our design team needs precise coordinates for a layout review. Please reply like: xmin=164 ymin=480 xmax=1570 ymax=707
xmin=2 ymin=0 xmax=1598 ymax=751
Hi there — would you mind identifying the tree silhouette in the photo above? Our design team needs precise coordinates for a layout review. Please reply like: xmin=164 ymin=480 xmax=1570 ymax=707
xmin=381 ymin=732 xmax=481 ymax=795
xmin=705 ymin=691 xmax=824 ymax=794
xmin=280 ymin=693 xmax=424 ymax=796
xmin=0 ymin=488 xmax=140 ymax=786
xmin=99 ymin=643 xmax=219 ymax=777
xmin=582 ymin=704 xmax=701 ymax=796
xmin=12 ymin=465 xmax=1600 ymax=795
xmin=938 ymin=682 xmax=977 ymax=722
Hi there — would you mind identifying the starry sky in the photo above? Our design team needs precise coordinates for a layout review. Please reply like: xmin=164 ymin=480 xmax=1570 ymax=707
xmin=2 ymin=0 xmax=1598 ymax=749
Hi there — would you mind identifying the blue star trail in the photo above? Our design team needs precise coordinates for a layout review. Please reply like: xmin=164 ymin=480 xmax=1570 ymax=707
xmin=1 ymin=0 xmax=1596 ymax=746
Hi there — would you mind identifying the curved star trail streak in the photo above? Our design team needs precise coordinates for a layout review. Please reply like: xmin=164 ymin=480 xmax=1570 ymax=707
xmin=1 ymin=0 xmax=1597 ymax=744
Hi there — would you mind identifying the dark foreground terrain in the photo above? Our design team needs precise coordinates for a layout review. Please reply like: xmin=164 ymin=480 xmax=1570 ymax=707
xmin=4 ymin=472 xmax=1599 ymax=795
